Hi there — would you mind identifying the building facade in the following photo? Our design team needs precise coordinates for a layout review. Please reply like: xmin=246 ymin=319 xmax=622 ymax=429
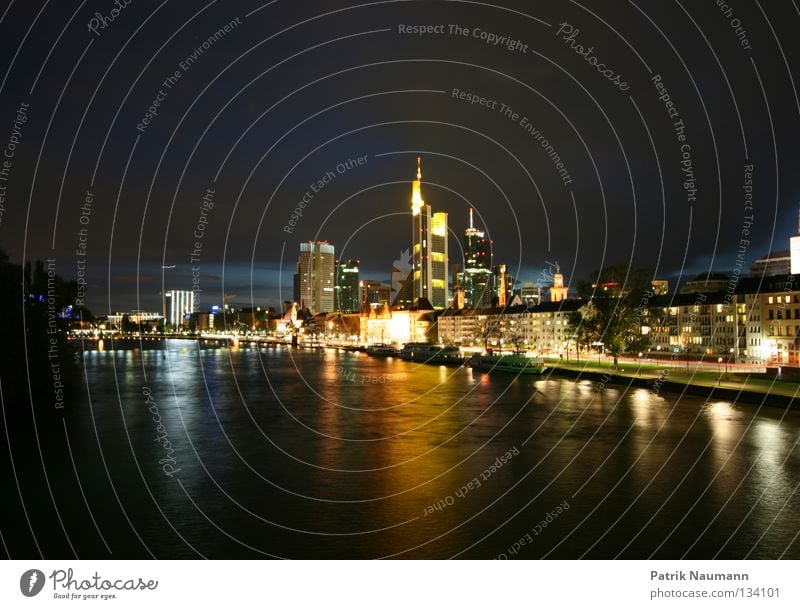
xmin=362 ymin=301 xmax=436 ymax=346
xmin=743 ymin=274 xmax=800 ymax=365
xmin=751 ymin=251 xmax=791 ymax=277
xmin=390 ymin=248 xmax=413 ymax=308
xmin=163 ymin=290 xmax=195 ymax=329
xmin=106 ymin=311 xmax=164 ymax=330
xmin=549 ymin=265 xmax=569 ymax=302
xmin=494 ymin=263 xmax=514 ymax=307
xmin=360 ymin=279 xmax=391 ymax=310
xmin=294 ymin=241 xmax=335 ymax=314
xmin=437 ymin=300 xmax=582 ymax=353
xmin=638 ymin=293 xmax=744 ymax=359
xmin=460 ymin=208 xmax=494 ymax=309
xmin=436 ymin=267 xmax=800 ymax=367
xmin=519 ymin=282 xmax=542 ymax=307
xmin=634 ymin=275 xmax=800 ymax=365
xmin=335 ymin=259 xmax=360 ymax=313
xmin=411 ymin=158 xmax=448 ymax=309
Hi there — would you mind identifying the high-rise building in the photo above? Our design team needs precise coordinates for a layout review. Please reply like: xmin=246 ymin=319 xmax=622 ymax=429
xmin=360 ymin=279 xmax=391 ymax=309
xmin=494 ymin=263 xmax=515 ymax=307
xmin=163 ymin=290 xmax=195 ymax=329
xmin=335 ymin=259 xmax=360 ymax=313
xmin=294 ymin=241 xmax=335 ymax=314
xmin=411 ymin=158 xmax=448 ymax=309
xmin=461 ymin=208 xmax=494 ymax=308
xmin=390 ymin=248 xmax=413 ymax=308
xmin=450 ymin=262 xmax=462 ymax=306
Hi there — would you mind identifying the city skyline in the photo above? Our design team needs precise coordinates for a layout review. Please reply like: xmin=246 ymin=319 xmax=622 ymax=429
xmin=2 ymin=4 xmax=798 ymax=317
xmin=4 ymin=0 xmax=800 ymax=569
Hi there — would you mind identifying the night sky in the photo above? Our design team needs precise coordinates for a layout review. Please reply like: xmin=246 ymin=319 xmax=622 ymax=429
xmin=1 ymin=0 xmax=799 ymax=314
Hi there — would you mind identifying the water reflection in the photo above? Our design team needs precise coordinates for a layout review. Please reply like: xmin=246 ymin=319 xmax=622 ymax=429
xmin=42 ymin=346 xmax=799 ymax=558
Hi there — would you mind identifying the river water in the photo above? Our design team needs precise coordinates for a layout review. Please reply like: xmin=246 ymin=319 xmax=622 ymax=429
xmin=5 ymin=341 xmax=800 ymax=559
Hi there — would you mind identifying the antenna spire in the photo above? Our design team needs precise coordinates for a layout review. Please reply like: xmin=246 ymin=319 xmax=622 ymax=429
xmin=411 ymin=157 xmax=424 ymax=212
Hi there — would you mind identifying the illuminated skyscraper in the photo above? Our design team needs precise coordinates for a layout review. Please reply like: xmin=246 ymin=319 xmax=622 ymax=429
xmin=411 ymin=158 xmax=448 ymax=308
xmin=461 ymin=208 xmax=494 ymax=308
xmin=294 ymin=241 xmax=335 ymax=313
xmin=359 ymin=279 xmax=391 ymax=310
xmin=335 ymin=259 xmax=360 ymax=313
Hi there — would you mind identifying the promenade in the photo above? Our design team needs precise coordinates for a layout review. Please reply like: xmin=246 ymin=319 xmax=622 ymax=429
xmin=543 ymin=355 xmax=800 ymax=408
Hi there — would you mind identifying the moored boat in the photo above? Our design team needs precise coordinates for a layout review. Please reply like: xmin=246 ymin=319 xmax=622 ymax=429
xmin=399 ymin=342 xmax=467 ymax=365
xmin=469 ymin=352 xmax=545 ymax=375
xmin=366 ymin=345 xmax=399 ymax=356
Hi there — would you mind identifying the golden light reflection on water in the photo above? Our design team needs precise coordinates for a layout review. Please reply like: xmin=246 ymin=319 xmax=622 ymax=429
xmin=93 ymin=346 xmax=800 ymax=557
xmin=704 ymin=400 xmax=742 ymax=462
xmin=749 ymin=418 xmax=796 ymax=504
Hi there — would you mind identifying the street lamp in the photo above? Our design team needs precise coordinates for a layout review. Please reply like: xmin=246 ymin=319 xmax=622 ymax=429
xmin=717 ymin=356 xmax=723 ymax=384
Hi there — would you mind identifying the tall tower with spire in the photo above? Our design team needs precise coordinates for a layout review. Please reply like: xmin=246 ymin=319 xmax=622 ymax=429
xmin=549 ymin=263 xmax=569 ymax=302
xmin=461 ymin=208 xmax=494 ymax=308
xmin=411 ymin=157 xmax=448 ymax=308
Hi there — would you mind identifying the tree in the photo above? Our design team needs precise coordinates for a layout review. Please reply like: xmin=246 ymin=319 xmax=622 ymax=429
xmin=571 ymin=265 xmax=653 ymax=367
xmin=0 ymin=249 xmax=81 ymax=414
xmin=475 ymin=316 xmax=499 ymax=351
xmin=568 ymin=305 xmax=596 ymax=354
xmin=503 ymin=318 xmax=526 ymax=352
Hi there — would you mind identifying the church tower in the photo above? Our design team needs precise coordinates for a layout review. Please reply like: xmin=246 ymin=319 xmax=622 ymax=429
xmin=549 ymin=263 xmax=569 ymax=302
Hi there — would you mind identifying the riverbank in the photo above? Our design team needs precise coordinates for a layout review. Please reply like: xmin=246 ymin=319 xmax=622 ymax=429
xmin=66 ymin=336 xmax=800 ymax=409
xmin=542 ymin=358 xmax=800 ymax=409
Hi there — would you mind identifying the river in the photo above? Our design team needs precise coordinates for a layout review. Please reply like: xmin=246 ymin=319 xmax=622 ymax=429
xmin=3 ymin=341 xmax=799 ymax=559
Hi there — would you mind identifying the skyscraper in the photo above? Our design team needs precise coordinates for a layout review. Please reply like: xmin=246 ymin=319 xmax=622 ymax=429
xmin=461 ymin=208 xmax=494 ymax=308
xmin=294 ymin=241 xmax=335 ymax=313
xmin=359 ymin=279 xmax=391 ymax=310
xmin=390 ymin=248 xmax=413 ymax=309
xmin=334 ymin=259 xmax=360 ymax=313
xmin=410 ymin=158 xmax=448 ymax=308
